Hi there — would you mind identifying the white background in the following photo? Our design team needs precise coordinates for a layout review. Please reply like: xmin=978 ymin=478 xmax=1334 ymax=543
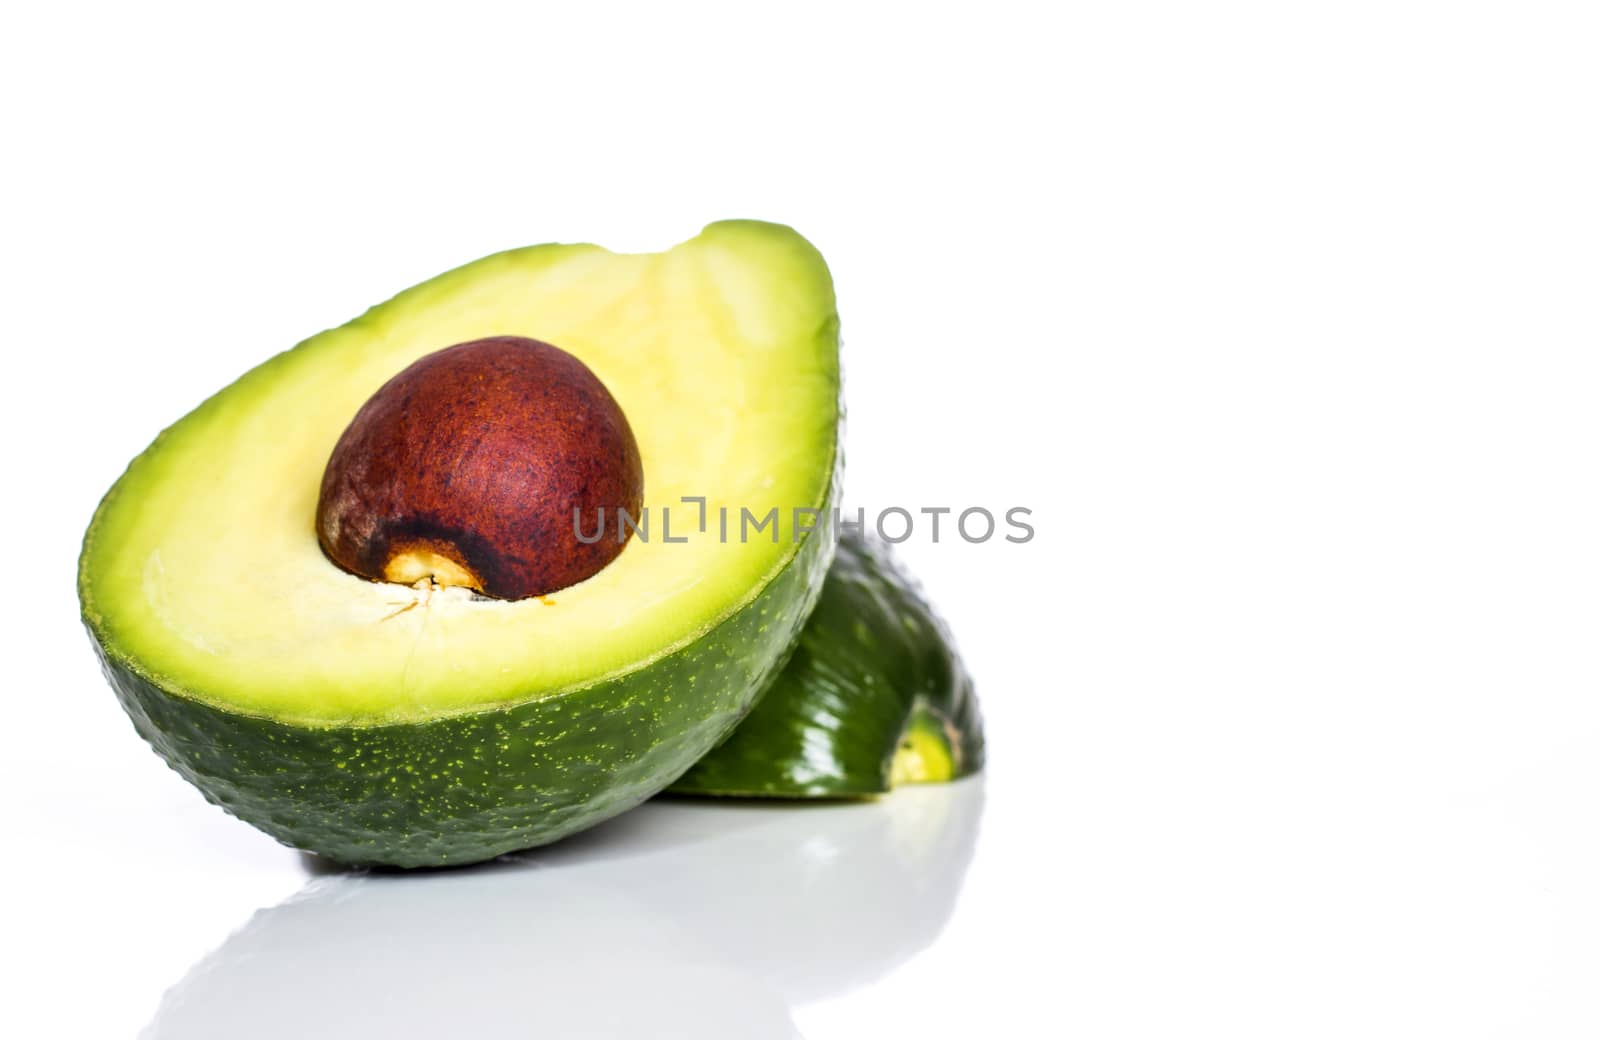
xmin=5 ymin=2 xmax=1600 ymax=1036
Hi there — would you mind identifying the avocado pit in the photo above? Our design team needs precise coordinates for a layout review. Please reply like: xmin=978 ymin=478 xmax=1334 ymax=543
xmin=316 ymin=335 xmax=644 ymax=600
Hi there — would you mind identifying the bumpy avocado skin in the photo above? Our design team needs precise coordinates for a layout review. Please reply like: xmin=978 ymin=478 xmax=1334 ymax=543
xmin=92 ymin=502 xmax=834 ymax=868
xmin=671 ymin=530 xmax=983 ymax=798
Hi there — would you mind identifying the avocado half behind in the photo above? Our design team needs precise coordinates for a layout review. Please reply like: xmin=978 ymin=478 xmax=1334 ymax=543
xmin=673 ymin=529 xmax=984 ymax=797
xmin=79 ymin=221 xmax=841 ymax=867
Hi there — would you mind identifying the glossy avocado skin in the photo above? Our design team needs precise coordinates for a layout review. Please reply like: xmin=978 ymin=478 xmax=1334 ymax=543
xmin=92 ymin=508 xmax=834 ymax=868
xmin=672 ymin=530 xmax=983 ymax=798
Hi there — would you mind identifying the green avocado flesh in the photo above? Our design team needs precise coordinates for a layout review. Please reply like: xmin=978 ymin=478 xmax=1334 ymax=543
xmin=673 ymin=530 xmax=983 ymax=798
xmin=80 ymin=220 xmax=841 ymax=867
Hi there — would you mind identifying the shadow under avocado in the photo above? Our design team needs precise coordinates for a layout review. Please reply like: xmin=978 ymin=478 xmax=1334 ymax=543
xmin=144 ymin=777 xmax=985 ymax=1040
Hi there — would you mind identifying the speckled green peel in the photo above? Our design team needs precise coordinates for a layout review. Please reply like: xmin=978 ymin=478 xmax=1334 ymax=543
xmin=92 ymin=509 xmax=833 ymax=866
xmin=671 ymin=530 xmax=983 ymax=798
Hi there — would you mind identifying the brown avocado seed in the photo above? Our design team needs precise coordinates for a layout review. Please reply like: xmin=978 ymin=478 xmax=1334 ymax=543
xmin=316 ymin=335 xmax=644 ymax=600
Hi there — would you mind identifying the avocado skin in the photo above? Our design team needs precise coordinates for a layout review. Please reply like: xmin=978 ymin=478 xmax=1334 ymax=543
xmin=92 ymin=502 xmax=835 ymax=868
xmin=671 ymin=530 xmax=983 ymax=798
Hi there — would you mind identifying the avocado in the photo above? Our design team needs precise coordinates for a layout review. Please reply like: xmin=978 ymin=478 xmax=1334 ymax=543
xmin=672 ymin=530 xmax=984 ymax=797
xmin=79 ymin=220 xmax=842 ymax=867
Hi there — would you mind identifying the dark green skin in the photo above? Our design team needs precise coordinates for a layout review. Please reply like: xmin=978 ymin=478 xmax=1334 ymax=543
xmin=672 ymin=530 xmax=984 ymax=797
xmin=92 ymin=509 xmax=834 ymax=868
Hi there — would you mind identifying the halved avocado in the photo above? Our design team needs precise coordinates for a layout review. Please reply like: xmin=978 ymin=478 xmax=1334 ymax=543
xmin=672 ymin=530 xmax=983 ymax=797
xmin=79 ymin=220 xmax=841 ymax=867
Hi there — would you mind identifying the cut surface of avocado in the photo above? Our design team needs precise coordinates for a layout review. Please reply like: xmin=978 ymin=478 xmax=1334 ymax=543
xmin=671 ymin=529 xmax=983 ymax=798
xmin=80 ymin=220 xmax=841 ymax=866
xmin=83 ymin=221 xmax=837 ymax=725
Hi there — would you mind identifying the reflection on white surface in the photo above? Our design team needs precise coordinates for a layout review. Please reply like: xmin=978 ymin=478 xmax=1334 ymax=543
xmin=144 ymin=778 xmax=983 ymax=1040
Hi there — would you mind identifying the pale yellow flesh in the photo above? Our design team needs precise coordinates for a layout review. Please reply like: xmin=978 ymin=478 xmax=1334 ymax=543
xmin=889 ymin=722 xmax=958 ymax=786
xmin=80 ymin=222 xmax=839 ymax=724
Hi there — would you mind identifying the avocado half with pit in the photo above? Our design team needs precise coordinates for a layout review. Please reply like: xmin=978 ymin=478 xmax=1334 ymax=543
xmin=79 ymin=221 xmax=841 ymax=867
